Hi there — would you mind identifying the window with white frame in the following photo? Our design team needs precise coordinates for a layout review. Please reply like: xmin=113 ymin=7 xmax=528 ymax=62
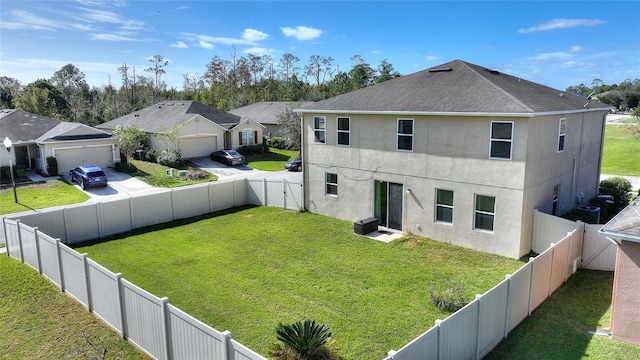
xmin=325 ymin=172 xmax=338 ymax=195
xmin=474 ymin=194 xmax=495 ymax=231
xmin=314 ymin=116 xmax=326 ymax=144
xmin=397 ymin=118 xmax=413 ymax=151
xmin=557 ymin=118 xmax=567 ymax=152
xmin=241 ymin=129 xmax=256 ymax=145
xmin=435 ymin=189 xmax=454 ymax=223
xmin=490 ymin=121 xmax=513 ymax=159
xmin=337 ymin=117 xmax=350 ymax=146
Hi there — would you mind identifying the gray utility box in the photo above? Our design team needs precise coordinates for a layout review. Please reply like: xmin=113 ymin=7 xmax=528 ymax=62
xmin=354 ymin=217 xmax=378 ymax=235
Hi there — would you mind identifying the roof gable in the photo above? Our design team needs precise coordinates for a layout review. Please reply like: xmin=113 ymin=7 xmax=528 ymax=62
xmin=0 ymin=109 xmax=60 ymax=141
xmin=297 ymin=60 xmax=611 ymax=115
xmin=229 ymin=101 xmax=312 ymax=124
xmin=98 ymin=101 xmax=240 ymax=133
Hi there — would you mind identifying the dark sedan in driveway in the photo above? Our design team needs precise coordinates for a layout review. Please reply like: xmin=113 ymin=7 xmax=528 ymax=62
xmin=69 ymin=165 xmax=108 ymax=189
xmin=210 ymin=150 xmax=245 ymax=166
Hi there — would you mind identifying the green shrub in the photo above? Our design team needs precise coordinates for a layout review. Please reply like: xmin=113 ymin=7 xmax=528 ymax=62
xmin=156 ymin=150 xmax=184 ymax=168
xmin=15 ymin=165 xmax=26 ymax=178
xmin=0 ymin=166 xmax=10 ymax=179
xmin=429 ymin=280 xmax=469 ymax=312
xmin=46 ymin=157 xmax=58 ymax=176
xmin=269 ymin=320 xmax=338 ymax=360
xmin=114 ymin=161 xmax=138 ymax=173
xmin=145 ymin=148 xmax=160 ymax=163
xmin=186 ymin=169 xmax=209 ymax=180
xmin=237 ymin=144 xmax=267 ymax=156
xmin=599 ymin=177 xmax=632 ymax=214
xmin=270 ymin=137 xmax=288 ymax=149
xmin=563 ymin=209 xmax=598 ymax=223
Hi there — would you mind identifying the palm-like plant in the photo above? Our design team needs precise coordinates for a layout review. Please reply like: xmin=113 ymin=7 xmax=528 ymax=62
xmin=269 ymin=320 xmax=338 ymax=360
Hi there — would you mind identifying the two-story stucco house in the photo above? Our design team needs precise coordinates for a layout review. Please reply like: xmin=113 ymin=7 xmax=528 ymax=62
xmin=295 ymin=60 xmax=611 ymax=259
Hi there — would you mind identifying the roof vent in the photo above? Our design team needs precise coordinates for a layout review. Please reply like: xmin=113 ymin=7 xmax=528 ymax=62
xmin=485 ymin=69 xmax=500 ymax=75
xmin=428 ymin=67 xmax=452 ymax=73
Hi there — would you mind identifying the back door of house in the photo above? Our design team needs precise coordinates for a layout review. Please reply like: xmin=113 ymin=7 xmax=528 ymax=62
xmin=374 ymin=180 xmax=403 ymax=231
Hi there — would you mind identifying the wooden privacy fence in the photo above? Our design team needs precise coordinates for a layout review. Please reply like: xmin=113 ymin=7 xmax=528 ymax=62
xmin=2 ymin=218 xmax=267 ymax=360
xmin=384 ymin=226 xmax=584 ymax=360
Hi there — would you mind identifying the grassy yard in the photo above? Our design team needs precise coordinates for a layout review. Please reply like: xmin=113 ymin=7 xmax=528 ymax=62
xmin=129 ymin=159 xmax=217 ymax=187
xmin=0 ymin=179 xmax=89 ymax=215
xmin=75 ymin=206 xmax=523 ymax=359
xmin=486 ymin=270 xmax=640 ymax=360
xmin=602 ymin=125 xmax=640 ymax=176
xmin=245 ymin=148 xmax=298 ymax=171
xmin=0 ymin=255 xmax=147 ymax=360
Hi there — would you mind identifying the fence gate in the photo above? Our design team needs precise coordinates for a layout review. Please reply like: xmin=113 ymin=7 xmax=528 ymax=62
xmin=582 ymin=223 xmax=617 ymax=271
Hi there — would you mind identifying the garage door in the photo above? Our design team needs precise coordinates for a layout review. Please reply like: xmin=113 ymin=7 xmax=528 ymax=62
xmin=181 ymin=136 xmax=217 ymax=158
xmin=55 ymin=145 xmax=114 ymax=174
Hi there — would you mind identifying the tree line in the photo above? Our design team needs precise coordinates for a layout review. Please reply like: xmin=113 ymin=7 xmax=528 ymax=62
xmin=0 ymin=51 xmax=400 ymax=126
xmin=1 ymin=51 xmax=638 ymax=127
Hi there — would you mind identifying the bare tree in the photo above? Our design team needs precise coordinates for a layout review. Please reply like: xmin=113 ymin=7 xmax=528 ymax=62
xmin=304 ymin=55 xmax=334 ymax=85
xmin=279 ymin=53 xmax=300 ymax=81
xmin=145 ymin=55 xmax=169 ymax=92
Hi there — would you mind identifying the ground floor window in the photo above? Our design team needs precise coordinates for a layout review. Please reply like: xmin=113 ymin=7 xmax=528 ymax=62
xmin=325 ymin=172 xmax=338 ymax=195
xmin=474 ymin=194 xmax=495 ymax=231
xmin=435 ymin=189 xmax=454 ymax=223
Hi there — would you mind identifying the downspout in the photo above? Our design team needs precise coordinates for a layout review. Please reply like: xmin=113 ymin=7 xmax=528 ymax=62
xmin=299 ymin=112 xmax=307 ymax=211
xmin=596 ymin=111 xmax=607 ymax=195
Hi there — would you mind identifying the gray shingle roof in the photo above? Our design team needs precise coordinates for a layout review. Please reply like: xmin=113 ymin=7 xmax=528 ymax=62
xmin=98 ymin=101 xmax=240 ymax=132
xmin=600 ymin=197 xmax=640 ymax=243
xmin=297 ymin=60 xmax=611 ymax=115
xmin=0 ymin=109 xmax=59 ymax=142
xmin=229 ymin=101 xmax=313 ymax=125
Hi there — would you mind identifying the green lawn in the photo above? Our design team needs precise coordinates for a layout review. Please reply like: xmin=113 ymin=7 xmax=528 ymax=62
xmin=129 ymin=159 xmax=217 ymax=187
xmin=486 ymin=270 xmax=640 ymax=360
xmin=246 ymin=148 xmax=298 ymax=171
xmin=0 ymin=255 xmax=147 ymax=360
xmin=75 ymin=206 xmax=523 ymax=360
xmin=602 ymin=125 xmax=640 ymax=176
xmin=0 ymin=180 xmax=89 ymax=215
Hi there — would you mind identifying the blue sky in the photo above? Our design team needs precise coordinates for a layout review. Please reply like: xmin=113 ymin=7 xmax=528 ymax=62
xmin=1 ymin=0 xmax=639 ymax=92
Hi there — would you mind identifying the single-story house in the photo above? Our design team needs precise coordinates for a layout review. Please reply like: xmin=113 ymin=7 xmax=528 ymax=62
xmin=229 ymin=101 xmax=312 ymax=138
xmin=599 ymin=196 xmax=640 ymax=346
xmin=0 ymin=109 xmax=119 ymax=175
xmin=97 ymin=101 xmax=265 ymax=158
xmin=295 ymin=59 xmax=612 ymax=259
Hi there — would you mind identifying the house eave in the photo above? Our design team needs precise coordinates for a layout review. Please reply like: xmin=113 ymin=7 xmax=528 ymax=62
xmin=293 ymin=107 xmax=612 ymax=118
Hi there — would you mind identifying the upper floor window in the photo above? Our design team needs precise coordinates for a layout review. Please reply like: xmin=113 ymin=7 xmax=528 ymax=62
xmin=325 ymin=172 xmax=338 ymax=196
xmin=240 ymin=129 xmax=257 ymax=145
xmin=435 ymin=189 xmax=454 ymax=224
xmin=557 ymin=118 xmax=567 ymax=152
xmin=397 ymin=118 xmax=414 ymax=151
xmin=490 ymin=121 xmax=513 ymax=159
xmin=337 ymin=117 xmax=350 ymax=146
xmin=474 ymin=194 xmax=495 ymax=232
xmin=314 ymin=116 xmax=326 ymax=144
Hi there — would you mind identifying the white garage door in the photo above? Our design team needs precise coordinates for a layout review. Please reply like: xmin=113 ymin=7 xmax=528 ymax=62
xmin=56 ymin=145 xmax=114 ymax=174
xmin=180 ymin=136 xmax=217 ymax=158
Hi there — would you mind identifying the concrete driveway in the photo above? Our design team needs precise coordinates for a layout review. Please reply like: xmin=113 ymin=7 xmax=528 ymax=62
xmin=186 ymin=156 xmax=264 ymax=180
xmin=68 ymin=168 xmax=161 ymax=200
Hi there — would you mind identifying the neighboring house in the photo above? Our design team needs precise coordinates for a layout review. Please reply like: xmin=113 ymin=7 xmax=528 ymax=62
xmin=295 ymin=59 xmax=612 ymax=259
xmin=0 ymin=109 xmax=119 ymax=175
xmin=229 ymin=101 xmax=311 ymax=138
xmin=97 ymin=101 xmax=265 ymax=158
xmin=599 ymin=197 xmax=640 ymax=346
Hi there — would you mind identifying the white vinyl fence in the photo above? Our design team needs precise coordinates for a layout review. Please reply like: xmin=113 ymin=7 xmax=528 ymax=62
xmin=2 ymin=218 xmax=267 ymax=360
xmin=385 ymin=226 xmax=585 ymax=360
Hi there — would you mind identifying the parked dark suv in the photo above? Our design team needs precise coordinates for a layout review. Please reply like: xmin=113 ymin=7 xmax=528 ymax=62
xmin=69 ymin=165 xmax=108 ymax=189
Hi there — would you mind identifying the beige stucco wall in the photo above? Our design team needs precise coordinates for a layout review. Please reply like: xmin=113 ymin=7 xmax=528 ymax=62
xmin=611 ymin=240 xmax=640 ymax=346
xmin=230 ymin=120 xmax=264 ymax=150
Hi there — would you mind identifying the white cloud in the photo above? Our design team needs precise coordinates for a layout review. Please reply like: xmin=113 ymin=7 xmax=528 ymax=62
xmin=281 ymin=26 xmax=322 ymax=40
xmin=199 ymin=40 xmax=214 ymax=49
xmin=567 ymin=46 xmax=584 ymax=53
xmin=181 ymin=32 xmax=256 ymax=46
xmin=242 ymin=28 xmax=268 ymax=42
xmin=528 ymin=51 xmax=573 ymax=61
xmin=425 ymin=55 xmax=440 ymax=62
xmin=559 ymin=61 xmax=596 ymax=69
xmin=518 ymin=19 xmax=606 ymax=33
xmin=92 ymin=33 xmax=141 ymax=41
xmin=243 ymin=47 xmax=274 ymax=56
xmin=72 ymin=7 xmax=145 ymax=30
xmin=170 ymin=41 xmax=188 ymax=48
xmin=3 ymin=10 xmax=64 ymax=31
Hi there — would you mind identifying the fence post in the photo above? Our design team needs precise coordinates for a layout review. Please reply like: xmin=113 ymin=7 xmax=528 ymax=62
xmin=503 ymin=274 xmax=513 ymax=339
xmin=15 ymin=220 xmax=24 ymax=262
xmin=283 ymin=179 xmax=287 ymax=209
xmin=548 ymin=243 xmax=556 ymax=297
xmin=96 ymin=202 xmax=104 ymax=239
xmin=222 ymin=330 xmax=232 ymax=360
xmin=263 ymin=178 xmax=268 ymax=206
xmin=160 ymin=297 xmax=172 ymax=360
xmin=55 ymin=238 xmax=65 ymax=292
xmin=34 ymin=227 xmax=42 ymax=274
xmin=475 ymin=294 xmax=482 ymax=360
xmin=116 ymin=273 xmax=128 ymax=340
xmin=565 ymin=231 xmax=573 ymax=282
xmin=527 ymin=257 xmax=535 ymax=316
xmin=2 ymin=217 xmax=9 ymax=256
xmin=435 ymin=319 xmax=443 ymax=360
xmin=83 ymin=254 xmax=93 ymax=312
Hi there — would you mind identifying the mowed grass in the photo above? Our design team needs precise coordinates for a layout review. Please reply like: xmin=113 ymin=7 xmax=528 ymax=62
xmin=129 ymin=159 xmax=217 ymax=187
xmin=602 ymin=125 xmax=640 ymax=176
xmin=0 ymin=179 xmax=89 ymax=215
xmin=0 ymin=255 xmax=148 ymax=360
xmin=75 ymin=206 xmax=523 ymax=359
xmin=486 ymin=270 xmax=640 ymax=360
xmin=246 ymin=148 xmax=298 ymax=171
